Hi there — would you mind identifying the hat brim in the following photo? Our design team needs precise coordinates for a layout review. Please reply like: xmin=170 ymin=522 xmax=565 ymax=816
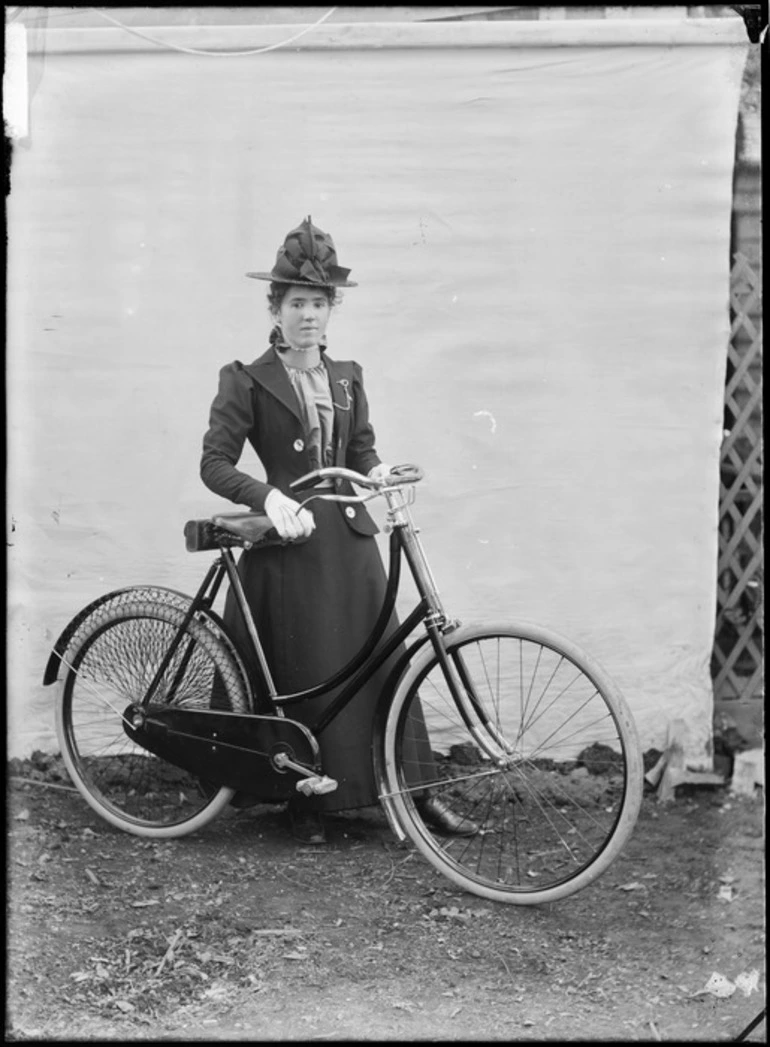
xmin=245 ymin=271 xmax=358 ymax=288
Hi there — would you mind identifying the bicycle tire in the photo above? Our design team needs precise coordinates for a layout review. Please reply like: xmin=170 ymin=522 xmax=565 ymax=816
xmin=55 ymin=596 xmax=251 ymax=838
xmin=381 ymin=621 xmax=643 ymax=905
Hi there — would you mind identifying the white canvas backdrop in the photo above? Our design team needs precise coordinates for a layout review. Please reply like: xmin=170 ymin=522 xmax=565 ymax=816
xmin=6 ymin=18 xmax=746 ymax=766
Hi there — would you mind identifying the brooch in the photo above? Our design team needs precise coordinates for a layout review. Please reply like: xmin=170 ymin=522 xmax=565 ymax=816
xmin=334 ymin=378 xmax=353 ymax=411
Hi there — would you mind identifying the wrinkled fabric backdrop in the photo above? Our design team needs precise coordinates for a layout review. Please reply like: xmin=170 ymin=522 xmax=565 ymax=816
xmin=7 ymin=18 xmax=747 ymax=766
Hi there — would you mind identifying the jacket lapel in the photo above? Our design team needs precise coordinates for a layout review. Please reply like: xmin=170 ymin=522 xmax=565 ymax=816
xmin=243 ymin=347 xmax=303 ymax=423
xmin=243 ymin=349 xmax=354 ymax=449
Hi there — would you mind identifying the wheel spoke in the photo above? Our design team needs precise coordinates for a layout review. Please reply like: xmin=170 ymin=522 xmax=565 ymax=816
xmin=56 ymin=597 xmax=248 ymax=837
xmin=383 ymin=625 xmax=642 ymax=904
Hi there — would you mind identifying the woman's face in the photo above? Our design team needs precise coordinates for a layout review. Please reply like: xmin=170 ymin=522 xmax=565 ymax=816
xmin=275 ymin=285 xmax=332 ymax=351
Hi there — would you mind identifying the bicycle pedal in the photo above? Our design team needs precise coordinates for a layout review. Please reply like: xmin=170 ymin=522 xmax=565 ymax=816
xmin=295 ymin=776 xmax=338 ymax=796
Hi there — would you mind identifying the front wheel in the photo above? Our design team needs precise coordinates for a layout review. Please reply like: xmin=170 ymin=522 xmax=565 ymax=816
xmin=55 ymin=597 xmax=251 ymax=838
xmin=381 ymin=622 xmax=643 ymax=905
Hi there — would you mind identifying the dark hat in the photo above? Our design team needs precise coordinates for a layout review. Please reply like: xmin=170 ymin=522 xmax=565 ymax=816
xmin=246 ymin=216 xmax=357 ymax=287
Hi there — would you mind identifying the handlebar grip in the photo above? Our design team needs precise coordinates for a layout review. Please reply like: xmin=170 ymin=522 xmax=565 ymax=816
xmin=385 ymin=463 xmax=424 ymax=485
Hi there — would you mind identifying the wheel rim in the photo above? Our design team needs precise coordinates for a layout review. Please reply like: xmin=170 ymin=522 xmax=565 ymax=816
xmin=389 ymin=630 xmax=640 ymax=900
xmin=59 ymin=610 xmax=246 ymax=831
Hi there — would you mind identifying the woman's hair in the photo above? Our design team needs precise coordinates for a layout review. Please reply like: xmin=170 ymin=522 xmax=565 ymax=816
xmin=267 ymin=282 xmax=340 ymax=314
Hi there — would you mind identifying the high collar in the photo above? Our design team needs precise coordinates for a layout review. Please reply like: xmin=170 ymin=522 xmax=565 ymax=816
xmin=269 ymin=324 xmax=328 ymax=355
xmin=244 ymin=346 xmax=347 ymax=423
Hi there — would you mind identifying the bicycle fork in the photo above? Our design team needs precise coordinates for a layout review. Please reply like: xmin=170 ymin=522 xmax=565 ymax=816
xmin=395 ymin=505 xmax=516 ymax=766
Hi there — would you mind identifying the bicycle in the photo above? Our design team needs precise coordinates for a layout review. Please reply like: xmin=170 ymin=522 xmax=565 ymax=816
xmin=44 ymin=464 xmax=644 ymax=905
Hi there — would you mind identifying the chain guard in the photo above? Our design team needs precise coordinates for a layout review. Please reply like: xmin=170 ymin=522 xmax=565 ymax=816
xmin=124 ymin=706 xmax=321 ymax=802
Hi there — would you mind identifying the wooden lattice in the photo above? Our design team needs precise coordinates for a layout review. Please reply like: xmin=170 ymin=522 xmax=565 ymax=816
xmin=711 ymin=253 xmax=763 ymax=700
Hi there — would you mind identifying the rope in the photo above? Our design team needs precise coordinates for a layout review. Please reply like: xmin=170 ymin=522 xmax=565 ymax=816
xmin=88 ymin=6 xmax=338 ymax=57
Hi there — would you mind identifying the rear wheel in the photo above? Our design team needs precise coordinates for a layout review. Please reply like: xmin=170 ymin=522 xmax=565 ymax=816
xmin=55 ymin=597 xmax=251 ymax=838
xmin=382 ymin=622 xmax=643 ymax=904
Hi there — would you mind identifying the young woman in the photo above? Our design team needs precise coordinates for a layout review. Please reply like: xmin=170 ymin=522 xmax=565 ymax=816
xmin=200 ymin=217 xmax=476 ymax=844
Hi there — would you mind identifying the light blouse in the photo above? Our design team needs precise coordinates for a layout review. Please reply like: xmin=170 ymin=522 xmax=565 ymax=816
xmin=281 ymin=359 xmax=334 ymax=473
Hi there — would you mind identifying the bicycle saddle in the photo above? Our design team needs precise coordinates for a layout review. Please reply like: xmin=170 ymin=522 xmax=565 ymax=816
xmin=211 ymin=512 xmax=279 ymax=544
xmin=185 ymin=513 xmax=306 ymax=552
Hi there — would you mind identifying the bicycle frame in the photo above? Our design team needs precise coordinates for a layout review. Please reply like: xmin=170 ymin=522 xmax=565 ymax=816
xmin=130 ymin=477 xmax=514 ymax=771
xmin=48 ymin=465 xmax=644 ymax=902
xmin=160 ymin=495 xmax=439 ymax=738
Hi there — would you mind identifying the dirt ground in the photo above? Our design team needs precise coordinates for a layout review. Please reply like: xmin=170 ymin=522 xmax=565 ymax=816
xmin=6 ymin=752 xmax=765 ymax=1043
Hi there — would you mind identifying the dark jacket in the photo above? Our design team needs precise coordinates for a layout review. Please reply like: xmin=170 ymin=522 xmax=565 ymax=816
xmin=199 ymin=346 xmax=393 ymax=809
xmin=200 ymin=347 xmax=380 ymax=535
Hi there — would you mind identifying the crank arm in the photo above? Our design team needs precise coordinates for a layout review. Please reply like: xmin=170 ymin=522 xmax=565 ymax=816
xmin=272 ymin=752 xmax=338 ymax=795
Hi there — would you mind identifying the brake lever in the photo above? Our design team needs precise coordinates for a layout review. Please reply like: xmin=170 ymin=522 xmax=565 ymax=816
xmin=290 ymin=469 xmax=327 ymax=493
xmin=300 ymin=490 xmax=381 ymax=509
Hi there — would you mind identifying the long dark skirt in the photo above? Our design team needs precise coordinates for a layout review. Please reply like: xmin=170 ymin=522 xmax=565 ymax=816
xmin=222 ymin=500 xmax=434 ymax=811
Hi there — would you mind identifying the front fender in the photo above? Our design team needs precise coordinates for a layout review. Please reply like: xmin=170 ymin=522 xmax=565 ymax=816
xmin=371 ymin=632 xmax=432 ymax=840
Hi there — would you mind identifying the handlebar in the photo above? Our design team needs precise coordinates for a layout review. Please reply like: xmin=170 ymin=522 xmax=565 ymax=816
xmin=290 ymin=463 xmax=424 ymax=494
xmin=198 ymin=464 xmax=424 ymax=550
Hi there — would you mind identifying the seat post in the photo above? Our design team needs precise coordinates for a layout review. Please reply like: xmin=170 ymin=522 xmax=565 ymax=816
xmin=219 ymin=548 xmax=280 ymax=705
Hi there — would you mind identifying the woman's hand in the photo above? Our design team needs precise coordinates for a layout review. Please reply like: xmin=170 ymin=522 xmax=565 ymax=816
xmin=264 ymin=489 xmax=316 ymax=541
xmin=367 ymin=463 xmax=393 ymax=483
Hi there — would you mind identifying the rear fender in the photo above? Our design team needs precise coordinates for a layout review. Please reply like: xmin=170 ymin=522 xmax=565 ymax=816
xmin=42 ymin=585 xmax=247 ymax=693
xmin=44 ymin=586 xmax=161 ymax=685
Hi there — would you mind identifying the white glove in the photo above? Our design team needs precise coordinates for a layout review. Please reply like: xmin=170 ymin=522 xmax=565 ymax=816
xmin=264 ymin=489 xmax=315 ymax=541
xmin=367 ymin=463 xmax=393 ymax=483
